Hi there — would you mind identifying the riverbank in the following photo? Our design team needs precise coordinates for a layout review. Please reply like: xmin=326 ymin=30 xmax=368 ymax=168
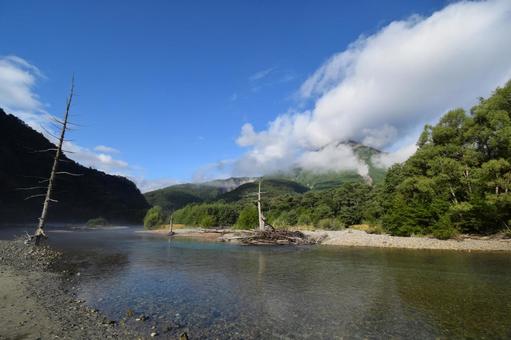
xmin=137 ymin=227 xmax=227 ymax=241
xmin=0 ymin=240 xmax=142 ymax=339
xmin=312 ymin=229 xmax=511 ymax=251
xmin=143 ymin=227 xmax=511 ymax=251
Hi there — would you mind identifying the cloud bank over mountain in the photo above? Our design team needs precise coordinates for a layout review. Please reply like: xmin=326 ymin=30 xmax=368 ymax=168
xmin=229 ymin=0 xmax=511 ymax=177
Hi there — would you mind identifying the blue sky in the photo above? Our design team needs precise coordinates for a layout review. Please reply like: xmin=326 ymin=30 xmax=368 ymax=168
xmin=1 ymin=1 xmax=511 ymax=191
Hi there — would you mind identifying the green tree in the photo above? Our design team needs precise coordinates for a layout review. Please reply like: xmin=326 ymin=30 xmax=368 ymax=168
xmin=199 ymin=214 xmax=215 ymax=228
xmin=235 ymin=205 xmax=258 ymax=229
xmin=144 ymin=206 xmax=165 ymax=229
xmin=383 ymin=81 xmax=511 ymax=237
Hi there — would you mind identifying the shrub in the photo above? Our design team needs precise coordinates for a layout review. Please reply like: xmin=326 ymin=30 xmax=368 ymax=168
xmin=354 ymin=224 xmax=386 ymax=234
xmin=144 ymin=206 xmax=165 ymax=229
xmin=173 ymin=203 xmax=238 ymax=227
xmin=272 ymin=214 xmax=290 ymax=228
xmin=86 ymin=217 xmax=108 ymax=227
xmin=316 ymin=218 xmax=344 ymax=230
xmin=297 ymin=212 xmax=312 ymax=226
xmin=312 ymin=204 xmax=333 ymax=225
xmin=235 ymin=205 xmax=258 ymax=230
xmin=366 ymin=224 xmax=384 ymax=234
xmin=432 ymin=214 xmax=459 ymax=240
xmin=199 ymin=215 xmax=215 ymax=228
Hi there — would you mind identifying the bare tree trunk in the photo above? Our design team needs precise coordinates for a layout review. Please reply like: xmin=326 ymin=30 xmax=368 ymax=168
xmin=168 ymin=214 xmax=174 ymax=236
xmin=33 ymin=78 xmax=74 ymax=245
xmin=257 ymin=180 xmax=264 ymax=231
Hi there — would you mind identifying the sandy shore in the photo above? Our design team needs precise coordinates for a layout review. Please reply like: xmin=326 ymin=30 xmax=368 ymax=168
xmin=307 ymin=229 xmax=511 ymax=251
xmin=138 ymin=227 xmax=227 ymax=241
xmin=0 ymin=240 xmax=144 ymax=339
xmin=143 ymin=227 xmax=511 ymax=252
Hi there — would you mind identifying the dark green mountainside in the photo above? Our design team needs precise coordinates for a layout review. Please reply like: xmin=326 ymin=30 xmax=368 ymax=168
xmin=217 ymin=179 xmax=309 ymax=203
xmin=144 ymin=177 xmax=254 ymax=212
xmin=0 ymin=109 xmax=149 ymax=224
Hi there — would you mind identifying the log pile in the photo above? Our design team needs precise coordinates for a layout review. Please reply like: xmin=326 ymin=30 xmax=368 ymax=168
xmin=238 ymin=229 xmax=315 ymax=245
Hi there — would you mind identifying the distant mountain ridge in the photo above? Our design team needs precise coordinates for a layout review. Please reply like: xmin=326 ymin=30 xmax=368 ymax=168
xmin=144 ymin=177 xmax=255 ymax=212
xmin=216 ymin=178 xmax=309 ymax=203
xmin=0 ymin=108 xmax=149 ymax=224
xmin=145 ymin=141 xmax=387 ymax=210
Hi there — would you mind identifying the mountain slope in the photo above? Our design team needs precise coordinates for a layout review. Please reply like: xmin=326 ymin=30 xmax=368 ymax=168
xmin=144 ymin=183 xmax=222 ymax=213
xmin=0 ymin=108 xmax=149 ymax=224
xmin=145 ymin=142 xmax=386 ymax=210
xmin=144 ymin=177 xmax=254 ymax=212
xmin=217 ymin=179 xmax=309 ymax=203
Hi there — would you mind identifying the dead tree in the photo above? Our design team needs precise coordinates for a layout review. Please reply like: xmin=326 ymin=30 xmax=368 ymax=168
xmin=168 ymin=214 xmax=175 ymax=236
xmin=257 ymin=180 xmax=264 ymax=231
xmin=245 ymin=180 xmax=274 ymax=231
xmin=23 ymin=77 xmax=78 ymax=245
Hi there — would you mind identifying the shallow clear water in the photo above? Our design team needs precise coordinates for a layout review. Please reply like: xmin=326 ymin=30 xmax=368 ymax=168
xmin=2 ymin=226 xmax=511 ymax=338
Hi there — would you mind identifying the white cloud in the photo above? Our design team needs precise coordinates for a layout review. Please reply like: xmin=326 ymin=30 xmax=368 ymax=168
xmin=0 ymin=55 xmax=134 ymax=177
xmin=94 ymin=145 xmax=120 ymax=154
xmin=249 ymin=67 xmax=275 ymax=81
xmin=65 ymin=142 xmax=129 ymax=172
xmin=297 ymin=144 xmax=369 ymax=177
xmin=229 ymin=0 xmax=511 ymax=176
xmin=131 ymin=177 xmax=179 ymax=193
xmin=193 ymin=159 xmax=235 ymax=183
xmin=0 ymin=55 xmax=47 ymax=127
xmin=372 ymin=143 xmax=418 ymax=168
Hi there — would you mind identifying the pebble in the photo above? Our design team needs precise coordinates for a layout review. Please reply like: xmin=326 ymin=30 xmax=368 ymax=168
xmin=150 ymin=332 xmax=158 ymax=337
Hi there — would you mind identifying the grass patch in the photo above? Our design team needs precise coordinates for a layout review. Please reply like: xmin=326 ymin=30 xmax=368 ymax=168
xmin=351 ymin=224 xmax=385 ymax=234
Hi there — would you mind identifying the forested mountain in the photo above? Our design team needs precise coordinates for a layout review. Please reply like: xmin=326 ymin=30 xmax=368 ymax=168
xmin=145 ymin=143 xmax=385 ymax=214
xmin=217 ymin=179 xmax=309 ymax=202
xmin=0 ymin=109 xmax=149 ymax=225
xmin=144 ymin=177 xmax=254 ymax=212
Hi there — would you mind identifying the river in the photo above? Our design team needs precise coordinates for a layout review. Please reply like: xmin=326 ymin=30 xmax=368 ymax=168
xmin=2 ymin=225 xmax=510 ymax=338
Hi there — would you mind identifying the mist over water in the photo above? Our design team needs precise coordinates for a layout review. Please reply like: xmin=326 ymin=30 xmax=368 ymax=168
xmin=2 ymin=226 xmax=510 ymax=338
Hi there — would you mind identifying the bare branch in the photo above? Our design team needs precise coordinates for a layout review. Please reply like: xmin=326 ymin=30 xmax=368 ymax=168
xmin=40 ymin=125 xmax=60 ymax=140
xmin=32 ymin=148 xmax=58 ymax=153
xmin=55 ymin=171 xmax=83 ymax=176
xmin=49 ymin=115 xmax=65 ymax=125
xmin=25 ymin=194 xmax=46 ymax=200
xmin=16 ymin=186 xmax=48 ymax=191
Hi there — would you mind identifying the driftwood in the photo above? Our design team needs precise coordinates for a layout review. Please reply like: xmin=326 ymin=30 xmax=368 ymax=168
xmin=238 ymin=229 xmax=315 ymax=245
xmin=198 ymin=228 xmax=233 ymax=234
